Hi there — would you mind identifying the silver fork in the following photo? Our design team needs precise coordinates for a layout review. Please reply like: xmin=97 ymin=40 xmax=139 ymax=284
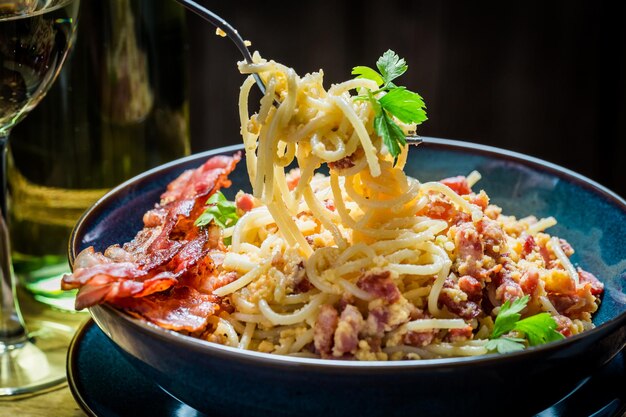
xmin=174 ymin=0 xmax=423 ymax=146
xmin=175 ymin=0 xmax=266 ymax=94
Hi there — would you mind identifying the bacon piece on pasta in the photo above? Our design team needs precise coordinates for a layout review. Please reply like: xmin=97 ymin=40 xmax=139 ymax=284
xmin=454 ymin=222 xmax=484 ymax=276
xmin=417 ymin=196 xmax=456 ymax=221
xmin=522 ymin=234 xmax=537 ymax=257
xmin=458 ymin=275 xmax=482 ymax=302
xmin=470 ymin=191 xmax=489 ymax=210
xmin=112 ymin=286 xmax=220 ymax=333
xmin=519 ymin=268 xmax=539 ymax=295
xmin=546 ymin=268 xmax=604 ymax=319
xmin=332 ymin=305 xmax=364 ymax=357
xmin=328 ymin=154 xmax=355 ymax=171
xmin=357 ymin=270 xmax=401 ymax=303
xmin=440 ymin=176 xmax=471 ymax=195
xmin=553 ymin=314 xmax=574 ymax=337
xmin=235 ymin=192 xmax=255 ymax=213
xmin=494 ymin=267 xmax=524 ymax=303
xmin=444 ymin=325 xmax=473 ymax=343
xmin=439 ymin=276 xmax=482 ymax=319
xmin=63 ymin=153 xmax=241 ymax=312
xmin=477 ymin=218 xmax=505 ymax=257
xmin=285 ymin=168 xmax=302 ymax=191
xmin=404 ymin=329 xmax=436 ymax=347
xmin=314 ymin=304 xmax=339 ymax=358
xmin=559 ymin=239 xmax=575 ymax=257
xmin=364 ymin=307 xmax=389 ymax=337
xmin=578 ymin=268 xmax=604 ymax=296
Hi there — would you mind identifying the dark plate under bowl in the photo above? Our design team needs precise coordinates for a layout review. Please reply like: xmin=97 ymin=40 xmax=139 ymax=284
xmin=69 ymin=138 xmax=626 ymax=417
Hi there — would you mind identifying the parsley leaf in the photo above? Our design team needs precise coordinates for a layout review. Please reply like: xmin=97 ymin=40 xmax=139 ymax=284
xmin=374 ymin=110 xmax=407 ymax=163
xmin=491 ymin=295 xmax=530 ymax=339
xmin=351 ymin=66 xmax=384 ymax=87
xmin=351 ymin=50 xmax=427 ymax=161
xmin=514 ymin=313 xmax=565 ymax=346
xmin=379 ymin=88 xmax=428 ymax=125
xmin=376 ymin=50 xmax=408 ymax=86
xmin=486 ymin=294 xmax=565 ymax=354
xmin=195 ymin=191 xmax=239 ymax=229
xmin=485 ymin=337 xmax=526 ymax=354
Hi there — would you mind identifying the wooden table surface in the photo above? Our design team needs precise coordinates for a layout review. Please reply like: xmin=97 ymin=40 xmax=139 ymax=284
xmin=0 ymin=288 xmax=89 ymax=417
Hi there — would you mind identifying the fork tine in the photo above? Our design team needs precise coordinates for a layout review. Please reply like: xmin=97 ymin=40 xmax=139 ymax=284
xmin=405 ymin=136 xmax=423 ymax=146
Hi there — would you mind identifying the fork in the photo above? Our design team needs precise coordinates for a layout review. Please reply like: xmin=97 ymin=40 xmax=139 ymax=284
xmin=174 ymin=0 xmax=423 ymax=145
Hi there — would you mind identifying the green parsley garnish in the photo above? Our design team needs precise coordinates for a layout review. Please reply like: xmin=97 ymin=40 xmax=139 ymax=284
xmin=195 ymin=191 xmax=239 ymax=230
xmin=485 ymin=295 xmax=565 ymax=354
xmin=351 ymin=50 xmax=427 ymax=162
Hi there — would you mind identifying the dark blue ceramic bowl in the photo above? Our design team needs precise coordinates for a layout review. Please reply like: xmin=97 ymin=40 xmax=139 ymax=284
xmin=69 ymin=138 xmax=626 ymax=417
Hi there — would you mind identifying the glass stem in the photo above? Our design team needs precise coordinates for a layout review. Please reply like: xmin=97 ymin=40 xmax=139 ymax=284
xmin=0 ymin=131 xmax=28 ymax=345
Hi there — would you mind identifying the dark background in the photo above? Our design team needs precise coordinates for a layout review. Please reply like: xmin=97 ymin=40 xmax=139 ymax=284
xmin=186 ymin=1 xmax=626 ymax=197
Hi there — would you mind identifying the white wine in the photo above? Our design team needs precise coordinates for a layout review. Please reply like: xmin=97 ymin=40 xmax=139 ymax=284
xmin=8 ymin=0 xmax=190 ymax=309
xmin=0 ymin=0 xmax=79 ymax=131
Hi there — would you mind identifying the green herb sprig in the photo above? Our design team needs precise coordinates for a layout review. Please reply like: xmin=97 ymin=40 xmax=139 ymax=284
xmin=485 ymin=295 xmax=565 ymax=354
xmin=352 ymin=50 xmax=427 ymax=161
xmin=195 ymin=191 xmax=239 ymax=230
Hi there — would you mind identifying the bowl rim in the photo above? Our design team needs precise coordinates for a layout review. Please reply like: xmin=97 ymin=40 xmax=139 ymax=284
xmin=71 ymin=137 xmax=626 ymax=370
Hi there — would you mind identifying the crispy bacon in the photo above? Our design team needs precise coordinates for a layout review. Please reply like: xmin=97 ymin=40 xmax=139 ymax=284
xmin=418 ymin=196 xmax=457 ymax=222
xmin=160 ymin=154 xmax=239 ymax=204
xmin=357 ymin=270 xmax=401 ymax=303
xmin=470 ymin=191 xmax=489 ymax=210
xmin=477 ymin=218 xmax=505 ymax=257
xmin=286 ymin=168 xmax=301 ymax=190
xmin=235 ymin=192 xmax=255 ymax=213
xmin=494 ymin=267 xmax=524 ymax=303
xmin=417 ymin=190 xmax=474 ymax=225
xmin=63 ymin=153 xmax=241 ymax=320
xmin=328 ymin=154 xmax=355 ymax=171
xmin=440 ymin=176 xmax=471 ymax=195
xmin=404 ymin=330 xmax=436 ymax=347
xmin=364 ymin=307 xmax=389 ymax=337
xmin=64 ymin=248 xmax=180 ymax=310
xmin=439 ymin=276 xmax=481 ymax=319
xmin=444 ymin=325 xmax=473 ymax=343
xmin=553 ymin=314 xmax=574 ymax=337
xmin=455 ymin=222 xmax=484 ymax=276
xmin=559 ymin=239 xmax=575 ymax=257
xmin=578 ymin=268 xmax=604 ymax=296
xmin=333 ymin=305 xmax=364 ymax=356
xmin=522 ymin=234 xmax=536 ymax=257
xmin=183 ymin=254 xmax=229 ymax=292
xmin=458 ymin=275 xmax=482 ymax=302
xmin=520 ymin=268 xmax=539 ymax=295
xmin=113 ymin=286 xmax=219 ymax=333
xmin=314 ymin=304 xmax=339 ymax=357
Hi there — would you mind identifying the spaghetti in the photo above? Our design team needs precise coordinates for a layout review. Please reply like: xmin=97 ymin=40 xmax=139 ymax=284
xmin=203 ymin=54 xmax=603 ymax=359
xmin=64 ymin=52 xmax=604 ymax=361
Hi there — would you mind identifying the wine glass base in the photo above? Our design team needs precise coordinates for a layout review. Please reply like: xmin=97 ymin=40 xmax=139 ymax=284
xmin=0 ymin=320 xmax=75 ymax=397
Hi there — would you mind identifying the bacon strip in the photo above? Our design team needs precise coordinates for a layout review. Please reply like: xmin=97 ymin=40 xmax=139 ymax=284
xmin=113 ymin=286 xmax=219 ymax=333
xmin=63 ymin=153 xmax=241 ymax=330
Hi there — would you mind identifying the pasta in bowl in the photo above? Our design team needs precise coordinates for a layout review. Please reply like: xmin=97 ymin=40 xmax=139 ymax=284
xmin=72 ymin=141 xmax=626 ymax=417
xmin=66 ymin=51 xmax=626 ymax=416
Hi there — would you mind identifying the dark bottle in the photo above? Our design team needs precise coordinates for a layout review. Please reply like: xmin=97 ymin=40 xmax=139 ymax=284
xmin=8 ymin=0 xmax=190 ymax=308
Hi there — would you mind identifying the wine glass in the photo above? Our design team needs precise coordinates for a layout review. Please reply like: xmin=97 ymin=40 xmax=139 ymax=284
xmin=0 ymin=0 xmax=80 ymax=396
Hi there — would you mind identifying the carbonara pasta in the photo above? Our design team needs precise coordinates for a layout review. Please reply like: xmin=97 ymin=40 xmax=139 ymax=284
xmin=203 ymin=53 xmax=602 ymax=359
xmin=65 ymin=51 xmax=604 ymax=361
